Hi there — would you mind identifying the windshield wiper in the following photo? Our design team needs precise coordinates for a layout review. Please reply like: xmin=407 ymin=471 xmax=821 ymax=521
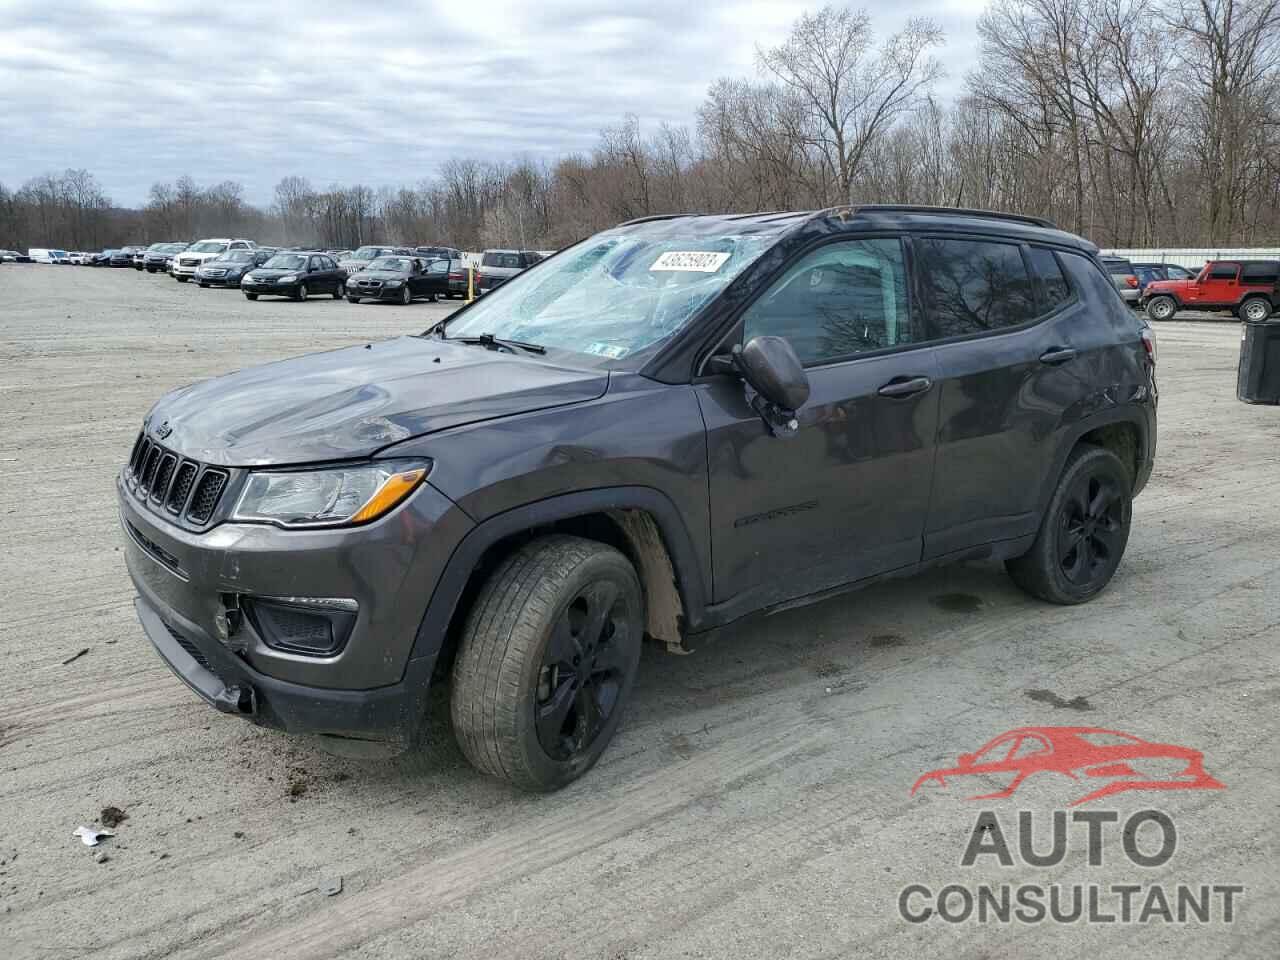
xmin=450 ymin=333 xmax=546 ymax=355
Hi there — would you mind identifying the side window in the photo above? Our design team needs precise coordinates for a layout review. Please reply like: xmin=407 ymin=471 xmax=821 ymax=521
xmin=428 ymin=259 xmax=448 ymax=274
xmin=917 ymin=237 xmax=1037 ymax=337
xmin=741 ymin=238 xmax=914 ymax=366
xmin=1242 ymin=262 xmax=1279 ymax=284
xmin=1027 ymin=246 xmax=1073 ymax=313
xmin=308 ymin=256 xmax=322 ymax=271
xmin=1208 ymin=263 xmax=1239 ymax=280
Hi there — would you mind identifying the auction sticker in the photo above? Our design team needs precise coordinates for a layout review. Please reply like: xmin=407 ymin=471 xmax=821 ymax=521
xmin=650 ymin=251 xmax=730 ymax=272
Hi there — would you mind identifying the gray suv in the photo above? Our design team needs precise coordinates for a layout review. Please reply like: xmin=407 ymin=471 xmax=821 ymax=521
xmin=118 ymin=205 xmax=1157 ymax=791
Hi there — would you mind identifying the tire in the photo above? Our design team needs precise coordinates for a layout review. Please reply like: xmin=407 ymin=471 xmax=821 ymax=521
xmin=294 ymin=282 xmax=308 ymax=301
xmin=332 ymin=284 xmax=343 ymax=300
xmin=176 ymin=275 xmax=188 ymax=283
xmin=197 ymin=281 xmax=209 ymax=288
xmin=244 ymin=292 xmax=258 ymax=301
xmin=450 ymin=535 xmax=644 ymax=791
xmin=1146 ymin=295 xmax=1176 ymax=321
xmin=1238 ymin=297 xmax=1272 ymax=322
xmin=347 ymin=295 xmax=360 ymax=304
xmin=1006 ymin=445 xmax=1132 ymax=605
xmin=400 ymin=285 xmax=412 ymax=305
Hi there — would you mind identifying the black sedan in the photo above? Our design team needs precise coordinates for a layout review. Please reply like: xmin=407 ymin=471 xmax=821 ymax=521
xmin=195 ymin=249 xmax=274 ymax=287
xmin=242 ymin=252 xmax=347 ymax=301
xmin=92 ymin=250 xmax=118 ymax=267
xmin=111 ymin=245 xmax=146 ymax=267
xmin=345 ymin=256 xmax=449 ymax=304
xmin=142 ymin=242 xmax=189 ymax=273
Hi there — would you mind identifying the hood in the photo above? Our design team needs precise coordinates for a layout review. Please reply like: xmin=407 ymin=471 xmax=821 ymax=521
xmin=145 ymin=336 xmax=609 ymax=467
xmin=179 ymin=250 xmax=225 ymax=262
xmin=201 ymin=260 xmax=250 ymax=273
xmin=349 ymin=270 xmax=407 ymax=282
xmin=246 ymin=268 xmax=298 ymax=280
xmin=1145 ymin=278 xmax=1191 ymax=293
xmin=339 ymin=259 xmax=374 ymax=271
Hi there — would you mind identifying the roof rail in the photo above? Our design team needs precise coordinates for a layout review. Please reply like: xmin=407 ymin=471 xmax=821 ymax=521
xmin=840 ymin=204 xmax=1057 ymax=229
xmin=616 ymin=213 xmax=700 ymax=227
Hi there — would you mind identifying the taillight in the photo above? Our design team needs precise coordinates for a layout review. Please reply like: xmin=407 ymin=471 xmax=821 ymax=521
xmin=448 ymin=272 xmax=463 ymax=280
xmin=1125 ymin=275 xmax=1139 ymax=288
xmin=1141 ymin=326 xmax=1156 ymax=364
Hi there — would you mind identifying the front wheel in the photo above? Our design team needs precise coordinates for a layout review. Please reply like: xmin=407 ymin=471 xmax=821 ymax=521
xmin=1146 ymin=295 xmax=1176 ymax=321
xmin=400 ymin=285 xmax=412 ymax=305
xmin=294 ymin=282 xmax=308 ymax=301
xmin=332 ymin=284 xmax=344 ymax=300
xmin=1006 ymin=445 xmax=1132 ymax=605
xmin=347 ymin=295 xmax=360 ymax=303
xmin=450 ymin=536 xmax=644 ymax=791
xmin=175 ymin=275 xmax=188 ymax=283
xmin=1238 ymin=297 xmax=1272 ymax=322
xmin=197 ymin=281 xmax=209 ymax=288
xmin=244 ymin=292 xmax=258 ymax=300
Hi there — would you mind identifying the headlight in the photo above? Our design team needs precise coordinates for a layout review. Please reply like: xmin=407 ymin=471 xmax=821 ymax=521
xmin=231 ymin=460 xmax=431 ymax=528
xmin=346 ymin=277 xmax=357 ymax=286
xmin=385 ymin=280 xmax=403 ymax=288
xmin=279 ymin=274 xmax=297 ymax=283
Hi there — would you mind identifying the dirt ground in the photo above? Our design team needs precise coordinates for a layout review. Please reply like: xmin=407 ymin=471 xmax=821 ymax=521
xmin=2 ymin=264 xmax=1278 ymax=959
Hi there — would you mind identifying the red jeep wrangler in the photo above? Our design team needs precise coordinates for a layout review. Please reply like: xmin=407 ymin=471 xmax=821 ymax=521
xmin=1143 ymin=260 xmax=1279 ymax=322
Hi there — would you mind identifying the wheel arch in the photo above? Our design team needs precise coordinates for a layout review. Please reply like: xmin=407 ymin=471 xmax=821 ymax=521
xmin=1039 ymin=409 xmax=1150 ymax=514
xmin=408 ymin=487 xmax=708 ymax=676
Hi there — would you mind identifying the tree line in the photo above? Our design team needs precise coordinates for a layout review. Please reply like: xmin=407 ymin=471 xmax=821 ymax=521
xmin=2 ymin=0 xmax=1276 ymax=255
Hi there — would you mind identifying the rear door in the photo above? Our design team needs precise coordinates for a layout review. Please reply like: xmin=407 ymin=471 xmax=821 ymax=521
xmin=918 ymin=236 xmax=1088 ymax=559
xmin=696 ymin=235 xmax=940 ymax=608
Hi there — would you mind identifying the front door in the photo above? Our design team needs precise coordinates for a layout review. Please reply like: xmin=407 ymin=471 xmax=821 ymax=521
xmin=695 ymin=236 xmax=939 ymax=610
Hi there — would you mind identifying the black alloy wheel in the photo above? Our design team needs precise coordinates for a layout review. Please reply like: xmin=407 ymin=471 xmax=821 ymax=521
xmin=1056 ymin=471 xmax=1124 ymax=587
xmin=534 ymin=578 xmax=633 ymax=762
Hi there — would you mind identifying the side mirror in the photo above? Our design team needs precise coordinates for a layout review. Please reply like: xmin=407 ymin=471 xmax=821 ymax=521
xmin=737 ymin=336 xmax=810 ymax=412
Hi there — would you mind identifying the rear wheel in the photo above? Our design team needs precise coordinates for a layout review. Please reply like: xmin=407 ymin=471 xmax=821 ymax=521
xmin=1146 ymin=295 xmax=1176 ymax=321
xmin=1239 ymin=297 xmax=1272 ymax=322
xmin=450 ymin=535 xmax=644 ymax=791
xmin=1006 ymin=445 xmax=1132 ymax=605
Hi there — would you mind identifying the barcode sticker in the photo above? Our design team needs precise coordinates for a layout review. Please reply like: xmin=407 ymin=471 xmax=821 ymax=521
xmin=649 ymin=251 xmax=731 ymax=273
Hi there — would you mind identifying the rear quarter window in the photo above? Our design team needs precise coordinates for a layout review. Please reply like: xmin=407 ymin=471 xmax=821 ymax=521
xmin=1027 ymin=247 xmax=1074 ymax=313
xmin=1241 ymin=263 xmax=1279 ymax=284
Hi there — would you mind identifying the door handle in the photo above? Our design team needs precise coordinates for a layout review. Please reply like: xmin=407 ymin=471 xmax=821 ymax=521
xmin=877 ymin=376 xmax=933 ymax=398
xmin=1040 ymin=347 xmax=1077 ymax=365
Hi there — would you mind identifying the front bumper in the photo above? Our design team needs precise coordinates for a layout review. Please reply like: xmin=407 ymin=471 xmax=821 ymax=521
xmin=243 ymin=279 xmax=300 ymax=296
xmin=172 ymin=261 xmax=205 ymax=277
xmin=348 ymin=283 xmax=406 ymax=300
xmin=195 ymin=272 xmax=242 ymax=286
xmin=117 ymin=472 xmax=473 ymax=739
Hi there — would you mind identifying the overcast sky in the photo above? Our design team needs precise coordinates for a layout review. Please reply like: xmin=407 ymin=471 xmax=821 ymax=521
xmin=0 ymin=0 xmax=988 ymax=207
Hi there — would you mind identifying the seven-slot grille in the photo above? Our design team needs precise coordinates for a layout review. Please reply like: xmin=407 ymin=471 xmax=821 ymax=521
xmin=127 ymin=431 xmax=230 ymax=526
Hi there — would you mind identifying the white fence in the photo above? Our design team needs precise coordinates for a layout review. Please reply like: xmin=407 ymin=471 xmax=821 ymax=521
xmin=1100 ymin=248 xmax=1280 ymax=268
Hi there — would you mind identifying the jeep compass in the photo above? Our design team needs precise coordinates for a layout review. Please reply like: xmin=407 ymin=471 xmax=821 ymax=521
xmin=118 ymin=205 xmax=1157 ymax=790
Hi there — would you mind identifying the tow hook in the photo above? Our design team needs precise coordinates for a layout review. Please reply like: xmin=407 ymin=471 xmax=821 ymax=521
xmin=213 ymin=684 xmax=256 ymax=716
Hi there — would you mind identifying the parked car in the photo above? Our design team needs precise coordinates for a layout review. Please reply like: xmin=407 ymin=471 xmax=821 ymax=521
xmin=337 ymin=245 xmax=413 ymax=275
xmin=131 ymin=246 xmax=150 ymax=269
xmin=1143 ymin=259 xmax=1280 ymax=321
xmin=1132 ymin=262 xmax=1201 ymax=293
xmin=1 ymin=249 xmax=32 ymax=262
xmin=345 ymin=255 xmax=449 ymax=304
xmin=111 ymin=246 xmax=146 ymax=267
xmin=172 ymin=238 xmax=256 ymax=282
xmin=445 ymin=258 xmax=473 ymax=298
xmin=117 ymin=205 xmax=1156 ymax=791
xmin=475 ymin=249 xmax=542 ymax=293
xmin=195 ymin=249 xmax=274 ymax=288
xmin=67 ymin=251 xmax=91 ymax=265
xmin=29 ymin=248 xmax=70 ymax=264
xmin=91 ymin=250 xmax=117 ymax=267
xmin=241 ymin=251 xmax=346 ymax=300
xmin=142 ymin=242 xmax=189 ymax=273
xmin=1100 ymin=256 xmax=1140 ymax=306
xmin=414 ymin=245 xmax=461 ymax=261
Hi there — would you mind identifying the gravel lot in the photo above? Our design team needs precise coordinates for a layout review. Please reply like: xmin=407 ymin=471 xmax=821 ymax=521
xmin=3 ymin=265 xmax=1278 ymax=959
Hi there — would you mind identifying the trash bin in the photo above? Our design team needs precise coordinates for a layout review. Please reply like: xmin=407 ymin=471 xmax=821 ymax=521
xmin=1237 ymin=319 xmax=1280 ymax=404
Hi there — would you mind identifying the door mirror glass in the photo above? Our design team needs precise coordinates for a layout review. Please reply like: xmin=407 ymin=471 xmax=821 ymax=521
xmin=737 ymin=336 xmax=810 ymax=412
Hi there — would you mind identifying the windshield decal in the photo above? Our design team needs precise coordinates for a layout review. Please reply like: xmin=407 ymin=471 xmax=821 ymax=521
xmin=583 ymin=342 xmax=629 ymax=359
xmin=649 ymin=251 xmax=731 ymax=273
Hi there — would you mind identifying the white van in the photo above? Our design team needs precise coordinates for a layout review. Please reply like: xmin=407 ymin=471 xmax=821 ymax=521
xmin=29 ymin=248 xmax=70 ymax=264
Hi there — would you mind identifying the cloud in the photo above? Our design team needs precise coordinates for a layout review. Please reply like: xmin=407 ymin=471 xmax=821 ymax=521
xmin=0 ymin=0 xmax=988 ymax=206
